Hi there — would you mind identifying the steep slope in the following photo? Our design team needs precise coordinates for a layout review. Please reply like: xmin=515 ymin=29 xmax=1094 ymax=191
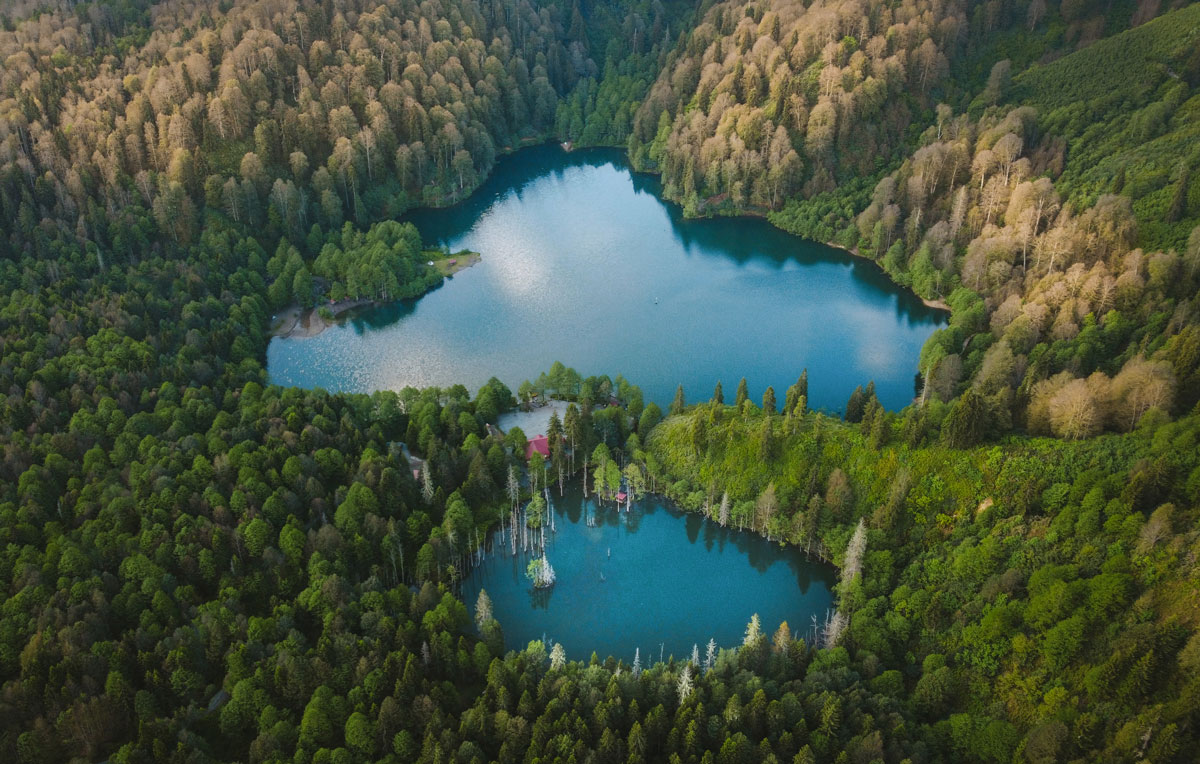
xmin=762 ymin=6 xmax=1200 ymax=446
xmin=618 ymin=0 xmax=1171 ymax=217
xmin=1012 ymin=1 xmax=1200 ymax=250
xmin=626 ymin=0 xmax=970 ymax=214
xmin=0 ymin=0 xmax=591 ymax=258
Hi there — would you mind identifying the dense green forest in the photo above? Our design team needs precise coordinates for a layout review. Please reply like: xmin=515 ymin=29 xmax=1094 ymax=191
xmin=2 ymin=0 xmax=1200 ymax=762
xmin=647 ymin=390 xmax=1200 ymax=763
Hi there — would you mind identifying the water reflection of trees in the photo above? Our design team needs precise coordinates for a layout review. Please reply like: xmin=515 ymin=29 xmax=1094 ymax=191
xmin=406 ymin=143 xmax=624 ymax=247
xmin=398 ymin=143 xmax=941 ymax=326
xmin=672 ymin=500 xmax=836 ymax=591
xmin=346 ymin=294 xmax=419 ymax=333
xmin=684 ymin=513 xmax=703 ymax=544
xmin=484 ymin=484 xmax=836 ymax=593
xmin=561 ymin=494 xmax=584 ymax=525
xmin=529 ymin=585 xmax=554 ymax=610
xmin=617 ymin=504 xmax=644 ymax=534
xmin=468 ymin=479 xmax=835 ymax=645
xmin=627 ymin=156 xmax=944 ymax=322
xmin=701 ymin=519 xmax=726 ymax=554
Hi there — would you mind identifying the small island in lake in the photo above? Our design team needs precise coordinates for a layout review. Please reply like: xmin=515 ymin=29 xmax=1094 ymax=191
xmin=526 ymin=554 xmax=557 ymax=589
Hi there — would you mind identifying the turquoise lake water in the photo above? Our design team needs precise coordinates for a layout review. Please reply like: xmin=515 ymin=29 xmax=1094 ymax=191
xmin=264 ymin=144 xmax=946 ymax=657
xmin=267 ymin=144 xmax=945 ymax=411
xmin=461 ymin=478 xmax=837 ymax=661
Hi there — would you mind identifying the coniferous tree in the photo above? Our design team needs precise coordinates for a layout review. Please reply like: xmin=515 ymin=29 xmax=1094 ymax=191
xmin=0 ymin=3 xmax=1198 ymax=761
xmin=475 ymin=589 xmax=494 ymax=629
xmin=785 ymin=370 xmax=809 ymax=415
xmin=845 ymin=386 xmax=866 ymax=423
xmin=677 ymin=665 xmax=694 ymax=701
xmin=671 ymin=384 xmax=686 ymax=415
xmin=942 ymin=389 xmax=991 ymax=448
xmin=735 ymin=378 xmax=749 ymax=408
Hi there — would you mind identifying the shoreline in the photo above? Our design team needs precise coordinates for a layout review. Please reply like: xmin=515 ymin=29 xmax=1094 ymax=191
xmin=430 ymin=251 xmax=481 ymax=278
xmin=270 ymin=252 xmax=481 ymax=340
xmin=603 ymin=143 xmax=954 ymax=317
xmin=271 ymin=142 xmax=949 ymax=340
xmin=270 ymin=297 xmax=375 ymax=340
xmin=399 ymin=139 xmax=950 ymax=319
xmin=822 ymin=240 xmax=952 ymax=312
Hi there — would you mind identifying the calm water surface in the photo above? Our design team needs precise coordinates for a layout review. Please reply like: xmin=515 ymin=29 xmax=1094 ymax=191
xmin=461 ymin=478 xmax=836 ymax=661
xmin=267 ymin=145 xmax=945 ymax=410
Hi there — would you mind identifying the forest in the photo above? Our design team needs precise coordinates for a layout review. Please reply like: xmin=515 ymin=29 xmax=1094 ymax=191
xmin=1 ymin=0 xmax=1200 ymax=762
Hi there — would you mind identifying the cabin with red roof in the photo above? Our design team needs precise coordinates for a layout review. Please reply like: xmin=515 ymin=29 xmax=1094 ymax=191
xmin=525 ymin=434 xmax=550 ymax=460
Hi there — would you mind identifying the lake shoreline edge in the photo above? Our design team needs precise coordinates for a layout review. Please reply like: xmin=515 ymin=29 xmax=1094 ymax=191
xmin=461 ymin=470 xmax=840 ymax=658
xmin=821 ymin=240 xmax=953 ymax=312
xmin=270 ymin=251 xmax=481 ymax=340
xmin=271 ymin=141 xmax=952 ymax=345
xmin=571 ymin=141 xmax=955 ymax=316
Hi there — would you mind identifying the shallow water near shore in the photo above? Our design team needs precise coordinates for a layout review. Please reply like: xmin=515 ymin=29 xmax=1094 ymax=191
xmin=267 ymin=144 xmax=945 ymax=410
xmin=461 ymin=480 xmax=837 ymax=661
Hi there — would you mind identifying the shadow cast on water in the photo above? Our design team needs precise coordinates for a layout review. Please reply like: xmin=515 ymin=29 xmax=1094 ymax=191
xmin=345 ymin=293 xmax=420 ymax=334
xmin=529 ymin=585 xmax=554 ymax=611
xmin=408 ymin=144 xmax=627 ymax=246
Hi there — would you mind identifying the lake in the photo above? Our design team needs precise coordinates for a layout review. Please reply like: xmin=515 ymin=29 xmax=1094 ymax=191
xmin=267 ymin=144 xmax=946 ymax=411
xmin=461 ymin=477 xmax=836 ymax=661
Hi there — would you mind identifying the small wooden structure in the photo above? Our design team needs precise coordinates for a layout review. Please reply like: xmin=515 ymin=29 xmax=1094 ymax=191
xmin=525 ymin=434 xmax=550 ymax=460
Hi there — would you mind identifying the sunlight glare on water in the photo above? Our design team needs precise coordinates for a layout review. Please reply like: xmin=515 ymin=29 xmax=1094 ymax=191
xmin=267 ymin=145 xmax=946 ymax=410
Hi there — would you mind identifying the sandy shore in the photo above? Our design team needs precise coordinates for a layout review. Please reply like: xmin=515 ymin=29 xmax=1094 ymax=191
xmin=270 ymin=297 xmax=374 ymax=340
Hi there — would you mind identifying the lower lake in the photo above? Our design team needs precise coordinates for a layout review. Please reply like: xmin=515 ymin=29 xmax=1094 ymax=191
xmin=461 ymin=478 xmax=837 ymax=662
xmin=267 ymin=144 xmax=945 ymax=411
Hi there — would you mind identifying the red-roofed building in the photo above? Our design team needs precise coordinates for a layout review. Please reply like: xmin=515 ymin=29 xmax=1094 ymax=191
xmin=525 ymin=434 xmax=550 ymax=460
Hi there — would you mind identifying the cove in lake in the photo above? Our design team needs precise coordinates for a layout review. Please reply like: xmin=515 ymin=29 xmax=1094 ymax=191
xmin=267 ymin=144 xmax=946 ymax=410
xmin=461 ymin=478 xmax=836 ymax=661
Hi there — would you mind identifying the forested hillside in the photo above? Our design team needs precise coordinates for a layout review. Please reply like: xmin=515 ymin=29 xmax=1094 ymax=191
xmin=765 ymin=3 xmax=1200 ymax=446
xmin=2 ymin=0 xmax=1200 ymax=762
xmin=629 ymin=0 xmax=970 ymax=212
xmin=0 ymin=0 xmax=599 ymax=255
xmin=645 ymin=391 xmax=1200 ymax=763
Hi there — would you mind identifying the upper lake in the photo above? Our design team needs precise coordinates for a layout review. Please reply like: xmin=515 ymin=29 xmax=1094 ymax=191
xmin=267 ymin=145 xmax=945 ymax=410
